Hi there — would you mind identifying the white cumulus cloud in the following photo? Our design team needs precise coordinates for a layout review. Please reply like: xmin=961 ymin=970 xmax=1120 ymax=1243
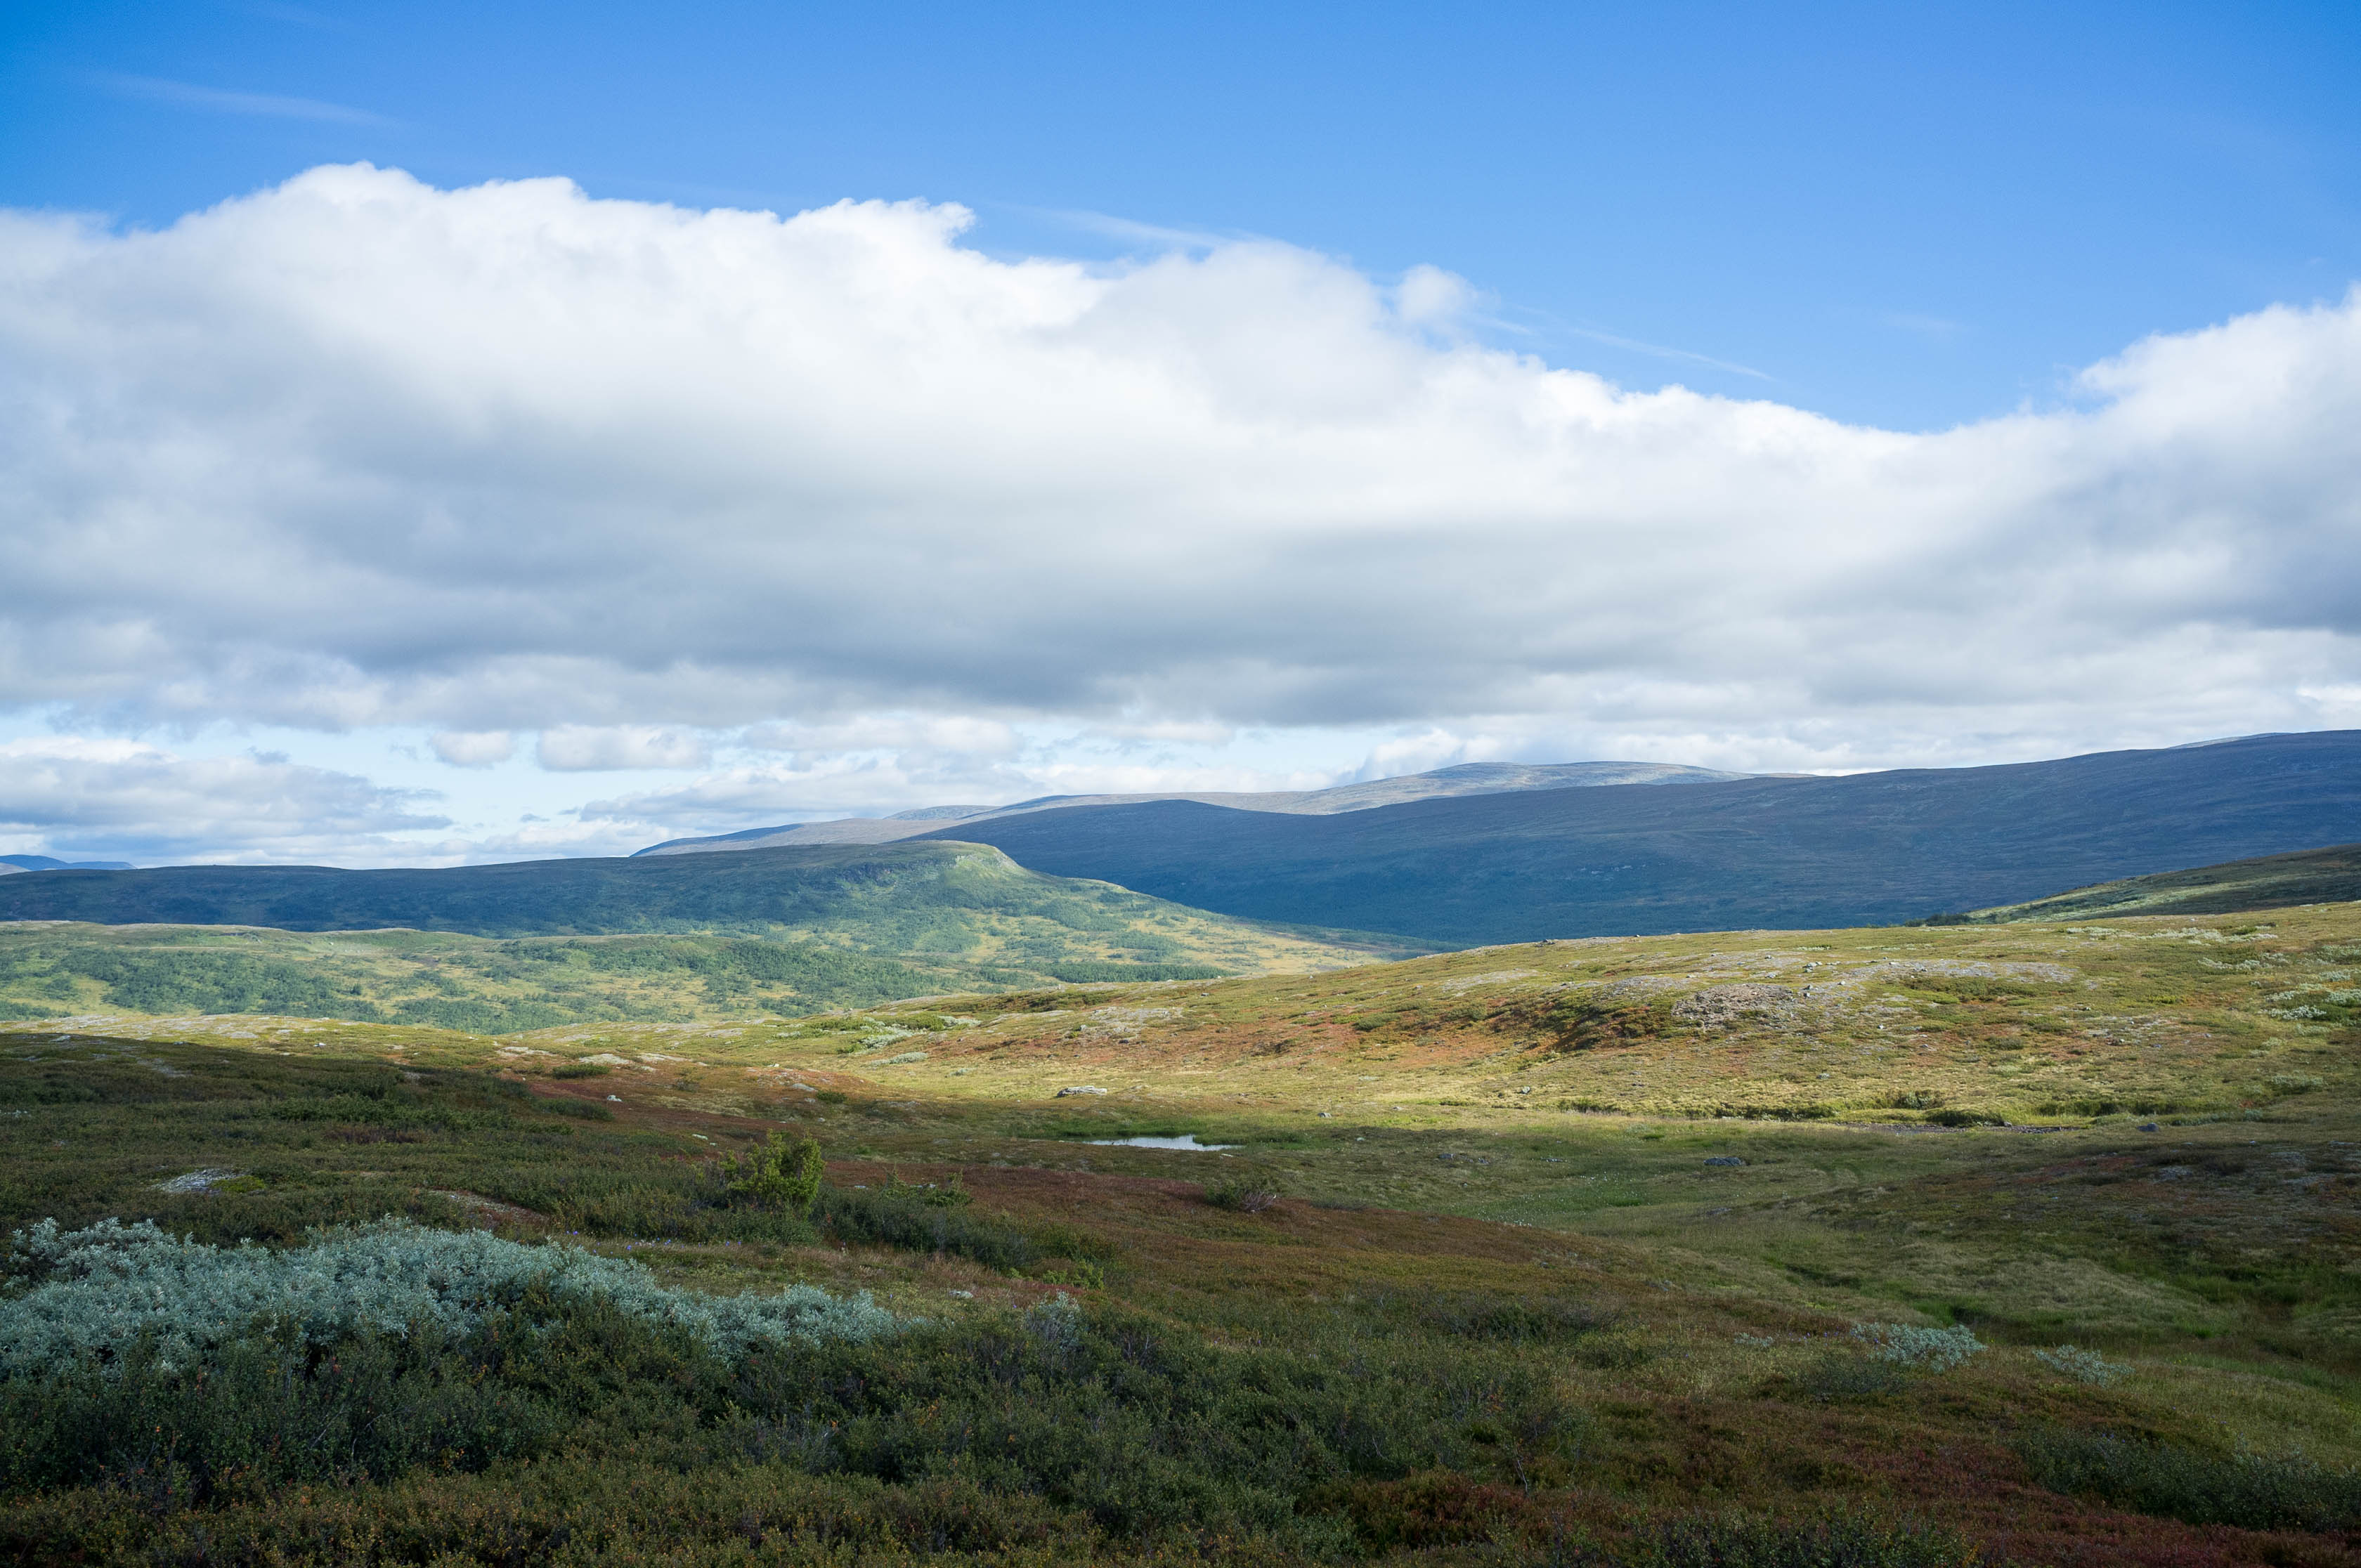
xmin=429 ymin=729 xmax=514 ymax=766
xmin=0 ymin=162 xmax=2357 ymax=868
xmin=536 ymin=726 xmax=713 ymax=771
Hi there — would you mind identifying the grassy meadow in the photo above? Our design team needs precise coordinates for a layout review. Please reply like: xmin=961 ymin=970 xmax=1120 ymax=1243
xmin=6 ymin=901 xmax=2361 ymax=1563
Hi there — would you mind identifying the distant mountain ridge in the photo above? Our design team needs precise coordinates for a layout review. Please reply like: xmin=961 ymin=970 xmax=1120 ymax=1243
xmin=632 ymin=759 xmax=1748 ymax=855
xmin=0 ymin=855 xmax=134 ymax=875
xmin=905 ymin=731 xmax=2361 ymax=946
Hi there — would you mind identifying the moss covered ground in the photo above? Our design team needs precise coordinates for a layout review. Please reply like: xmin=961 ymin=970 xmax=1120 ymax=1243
xmin=6 ymin=903 xmax=2361 ymax=1563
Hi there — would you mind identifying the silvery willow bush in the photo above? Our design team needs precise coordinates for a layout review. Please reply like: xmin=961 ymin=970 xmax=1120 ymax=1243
xmin=1 ymin=1216 xmax=896 ymax=1376
xmin=1849 ymin=1323 xmax=1984 ymax=1372
xmin=2031 ymin=1344 xmax=2132 ymax=1386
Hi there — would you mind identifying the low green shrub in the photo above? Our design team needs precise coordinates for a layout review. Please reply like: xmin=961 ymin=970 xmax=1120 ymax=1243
xmin=817 ymin=1184 xmax=1040 ymax=1270
xmin=1406 ymin=1291 xmax=1613 ymax=1344
xmin=549 ymin=1061 xmax=610 ymax=1079
xmin=1500 ymin=989 xmax=1675 ymax=1052
xmin=2017 ymin=1427 xmax=2361 ymax=1532
xmin=1634 ymin=1509 xmax=1988 ymax=1566
xmin=2031 ymin=1345 xmax=2131 ymax=1385
xmin=724 ymin=1132 xmax=824 ymax=1215
xmin=878 ymin=1171 xmax=972 ymax=1208
xmin=1204 ymin=1176 xmax=1280 ymax=1213
xmin=1795 ymin=1354 xmax=1917 ymax=1404
xmin=0 ymin=1287 xmax=1593 ymax=1556
xmin=2038 ymin=1097 xmax=2185 ymax=1117
xmin=1913 ymin=976 xmax=2052 ymax=1002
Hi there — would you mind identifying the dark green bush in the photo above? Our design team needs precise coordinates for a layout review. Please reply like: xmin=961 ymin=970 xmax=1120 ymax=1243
xmin=1793 ymin=1354 xmax=1916 ymax=1404
xmin=0 ymin=1292 xmax=646 ymax=1499
xmin=1923 ymin=1108 xmax=2004 ymax=1127
xmin=1635 ymin=1510 xmax=1986 ymax=1567
xmin=725 ymin=1132 xmax=824 ymax=1215
xmin=1407 ymin=1291 xmax=1613 ymax=1344
xmin=1041 ymin=962 xmax=1228 ymax=983
xmin=1204 ymin=1176 xmax=1280 ymax=1213
xmin=1499 ymin=990 xmax=1674 ymax=1052
xmin=817 ymin=1184 xmax=1039 ymax=1269
xmin=0 ymin=1286 xmax=1587 ymax=1556
xmin=2017 ymin=1427 xmax=2361 ymax=1533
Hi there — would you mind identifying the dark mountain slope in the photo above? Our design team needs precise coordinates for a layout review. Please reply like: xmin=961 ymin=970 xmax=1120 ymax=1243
xmin=912 ymin=731 xmax=2361 ymax=945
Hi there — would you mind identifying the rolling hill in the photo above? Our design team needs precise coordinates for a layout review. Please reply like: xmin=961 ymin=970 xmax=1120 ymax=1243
xmin=906 ymin=731 xmax=2361 ymax=946
xmin=633 ymin=759 xmax=1746 ymax=854
xmin=0 ymin=842 xmax=1401 ymax=1018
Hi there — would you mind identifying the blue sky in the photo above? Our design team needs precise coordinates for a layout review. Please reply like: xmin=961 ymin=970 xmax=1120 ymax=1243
xmin=2 ymin=2 xmax=2360 ymax=865
xmin=11 ymin=0 xmax=2357 ymax=429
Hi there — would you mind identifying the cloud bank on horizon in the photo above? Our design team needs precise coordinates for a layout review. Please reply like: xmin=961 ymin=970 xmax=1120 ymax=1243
xmin=3 ymin=164 xmax=2359 ymax=863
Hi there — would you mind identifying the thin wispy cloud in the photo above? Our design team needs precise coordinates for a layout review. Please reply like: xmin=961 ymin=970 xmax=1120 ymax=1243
xmin=1020 ymin=204 xmax=1241 ymax=251
xmin=91 ymin=73 xmax=391 ymax=126
xmin=1547 ymin=320 xmax=1774 ymax=381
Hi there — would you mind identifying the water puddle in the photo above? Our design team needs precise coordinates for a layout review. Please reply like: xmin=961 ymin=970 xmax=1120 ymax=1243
xmin=1084 ymin=1134 xmax=1238 ymax=1151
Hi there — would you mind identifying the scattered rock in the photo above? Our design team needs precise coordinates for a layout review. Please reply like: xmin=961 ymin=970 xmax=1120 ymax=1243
xmin=1055 ymin=1085 xmax=1107 ymax=1097
xmin=1703 ymin=1156 xmax=1746 ymax=1167
xmin=1674 ymin=985 xmax=1800 ymax=1026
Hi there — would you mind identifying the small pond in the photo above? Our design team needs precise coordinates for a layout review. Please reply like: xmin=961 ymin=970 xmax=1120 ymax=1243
xmin=1084 ymin=1134 xmax=1238 ymax=1151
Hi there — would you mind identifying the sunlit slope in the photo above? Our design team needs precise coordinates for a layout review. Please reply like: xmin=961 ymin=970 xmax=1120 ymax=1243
xmin=1963 ymin=842 xmax=2361 ymax=923
xmin=913 ymin=731 xmax=2361 ymax=944
xmin=53 ymin=899 xmax=2361 ymax=1134
xmin=14 ymin=910 xmax=2361 ymax=1562
xmin=811 ymin=902 xmax=2361 ymax=1128
xmin=0 ymin=847 xmax=1400 ymax=1026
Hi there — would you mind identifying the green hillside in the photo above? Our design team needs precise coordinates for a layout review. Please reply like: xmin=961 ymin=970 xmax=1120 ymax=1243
xmin=1958 ymin=841 xmax=2361 ymax=923
xmin=0 ymin=845 xmax=1400 ymax=1026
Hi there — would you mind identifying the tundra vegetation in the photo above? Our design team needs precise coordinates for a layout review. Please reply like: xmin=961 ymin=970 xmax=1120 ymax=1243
xmin=6 ymin=902 xmax=2361 ymax=1563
